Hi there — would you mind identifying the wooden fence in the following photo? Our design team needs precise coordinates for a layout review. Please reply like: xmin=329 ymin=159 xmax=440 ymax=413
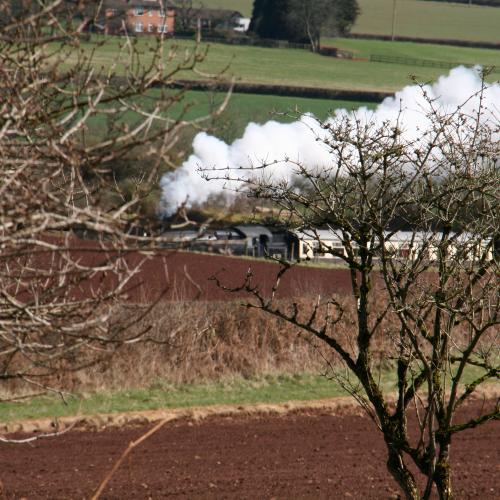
xmin=370 ymin=54 xmax=499 ymax=73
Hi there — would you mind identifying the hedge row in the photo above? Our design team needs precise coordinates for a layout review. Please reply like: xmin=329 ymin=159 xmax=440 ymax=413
xmin=166 ymin=79 xmax=390 ymax=103
xmin=173 ymin=33 xmax=356 ymax=58
xmin=174 ymin=33 xmax=312 ymax=50
xmin=111 ymin=75 xmax=387 ymax=103
xmin=350 ymin=33 xmax=500 ymax=51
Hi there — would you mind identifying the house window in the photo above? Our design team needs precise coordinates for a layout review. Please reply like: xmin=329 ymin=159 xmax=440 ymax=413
xmin=135 ymin=22 xmax=144 ymax=32
xmin=148 ymin=23 xmax=154 ymax=32
xmin=159 ymin=9 xmax=166 ymax=17
xmin=157 ymin=23 xmax=168 ymax=33
xmin=148 ymin=9 xmax=154 ymax=17
xmin=134 ymin=7 xmax=144 ymax=16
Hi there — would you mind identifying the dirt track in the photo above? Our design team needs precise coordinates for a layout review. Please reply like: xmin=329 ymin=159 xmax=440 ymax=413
xmin=1 ymin=401 xmax=498 ymax=499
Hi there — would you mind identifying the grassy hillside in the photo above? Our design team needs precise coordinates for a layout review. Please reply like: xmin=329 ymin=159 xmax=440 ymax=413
xmin=201 ymin=0 xmax=500 ymax=43
xmin=87 ymin=90 xmax=373 ymax=146
xmin=74 ymin=37 xmax=500 ymax=94
xmin=328 ymin=37 xmax=500 ymax=63
xmin=353 ymin=0 xmax=500 ymax=42
xmin=175 ymin=91 xmax=372 ymax=131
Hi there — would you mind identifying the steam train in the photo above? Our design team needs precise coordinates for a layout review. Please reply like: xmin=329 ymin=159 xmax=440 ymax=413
xmin=162 ymin=225 xmax=498 ymax=262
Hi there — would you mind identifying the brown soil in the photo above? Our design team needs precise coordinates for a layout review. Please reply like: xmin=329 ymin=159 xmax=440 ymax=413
xmin=26 ymin=236 xmax=354 ymax=303
xmin=1 ymin=401 xmax=498 ymax=499
xmin=82 ymin=250 xmax=353 ymax=302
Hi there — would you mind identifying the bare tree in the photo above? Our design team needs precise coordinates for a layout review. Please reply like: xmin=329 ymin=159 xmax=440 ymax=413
xmin=0 ymin=0 xmax=225 ymax=398
xmin=204 ymin=80 xmax=499 ymax=498
xmin=286 ymin=0 xmax=359 ymax=52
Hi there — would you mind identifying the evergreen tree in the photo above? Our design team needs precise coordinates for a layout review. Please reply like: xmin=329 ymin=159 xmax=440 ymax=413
xmin=249 ymin=0 xmax=265 ymax=33
xmin=249 ymin=0 xmax=291 ymax=40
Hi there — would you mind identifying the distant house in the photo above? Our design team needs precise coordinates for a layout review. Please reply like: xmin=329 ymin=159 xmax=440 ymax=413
xmin=121 ymin=1 xmax=175 ymax=35
xmin=83 ymin=3 xmax=248 ymax=36
xmin=84 ymin=0 xmax=175 ymax=36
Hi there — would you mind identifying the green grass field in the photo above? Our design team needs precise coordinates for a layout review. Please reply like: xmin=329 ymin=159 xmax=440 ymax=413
xmin=74 ymin=36 xmax=500 ymax=94
xmin=86 ymin=90 xmax=372 ymax=145
xmin=352 ymin=0 xmax=500 ymax=42
xmin=163 ymin=91 xmax=372 ymax=123
xmin=329 ymin=37 xmax=500 ymax=63
xmin=202 ymin=0 xmax=500 ymax=43
xmin=180 ymin=92 xmax=374 ymax=142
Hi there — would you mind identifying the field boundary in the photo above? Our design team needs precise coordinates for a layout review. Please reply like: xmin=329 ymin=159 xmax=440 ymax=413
xmin=1 ymin=396 xmax=364 ymax=435
xmin=165 ymin=79 xmax=391 ymax=102
xmin=176 ymin=32 xmax=500 ymax=52
xmin=370 ymin=54 xmax=500 ymax=73
xmin=3 ymin=385 xmax=498 ymax=435
xmin=175 ymin=33 xmax=312 ymax=51
xmin=350 ymin=33 xmax=500 ymax=51
xmin=174 ymin=34 xmax=356 ymax=59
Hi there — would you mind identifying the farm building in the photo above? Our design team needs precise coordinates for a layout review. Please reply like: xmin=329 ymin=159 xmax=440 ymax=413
xmin=79 ymin=1 xmax=247 ymax=36
xmin=76 ymin=1 xmax=174 ymax=36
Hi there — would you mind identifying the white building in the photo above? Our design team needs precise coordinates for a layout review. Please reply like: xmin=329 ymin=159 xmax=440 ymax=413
xmin=233 ymin=17 xmax=250 ymax=32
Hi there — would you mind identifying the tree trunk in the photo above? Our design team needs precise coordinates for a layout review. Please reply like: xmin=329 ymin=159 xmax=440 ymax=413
xmin=434 ymin=448 xmax=453 ymax=500
xmin=313 ymin=34 xmax=320 ymax=53
xmin=387 ymin=448 xmax=421 ymax=500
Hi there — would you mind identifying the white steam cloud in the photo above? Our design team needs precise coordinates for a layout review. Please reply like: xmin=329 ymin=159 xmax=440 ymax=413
xmin=160 ymin=67 xmax=500 ymax=215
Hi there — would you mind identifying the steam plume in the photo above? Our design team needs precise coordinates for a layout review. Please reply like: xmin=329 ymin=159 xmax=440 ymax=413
xmin=160 ymin=67 xmax=500 ymax=215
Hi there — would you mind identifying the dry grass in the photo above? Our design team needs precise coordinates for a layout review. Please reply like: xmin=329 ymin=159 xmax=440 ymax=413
xmin=70 ymin=299 xmax=334 ymax=392
xmin=4 ymin=283 xmax=495 ymax=397
xmin=65 ymin=291 xmax=423 ymax=392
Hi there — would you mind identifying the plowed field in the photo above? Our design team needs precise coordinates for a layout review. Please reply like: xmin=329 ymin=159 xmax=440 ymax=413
xmin=92 ymin=251 xmax=352 ymax=302
xmin=1 ymin=401 xmax=498 ymax=499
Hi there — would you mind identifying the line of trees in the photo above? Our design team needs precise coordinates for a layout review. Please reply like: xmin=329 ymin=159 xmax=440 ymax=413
xmin=250 ymin=0 xmax=360 ymax=52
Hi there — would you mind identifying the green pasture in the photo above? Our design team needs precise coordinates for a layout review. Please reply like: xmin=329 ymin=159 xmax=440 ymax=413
xmin=202 ymin=0 xmax=500 ymax=43
xmin=199 ymin=92 xmax=375 ymax=143
xmin=86 ymin=89 xmax=373 ymax=145
xmin=352 ymin=0 xmax=500 ymax=42
xmin=329 ymin=37 xmax=500 ymax=65
xmin=69 ymin=36 xmax=500 ymax=94
xmin=179 ymin=91 xmax=375 ymax=143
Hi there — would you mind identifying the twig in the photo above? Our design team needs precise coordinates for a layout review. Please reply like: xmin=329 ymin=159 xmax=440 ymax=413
xmin=91 ymin=417 xmax=174 ymax=500
xmin=0 ymin=420 xmax=77 ymax=444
